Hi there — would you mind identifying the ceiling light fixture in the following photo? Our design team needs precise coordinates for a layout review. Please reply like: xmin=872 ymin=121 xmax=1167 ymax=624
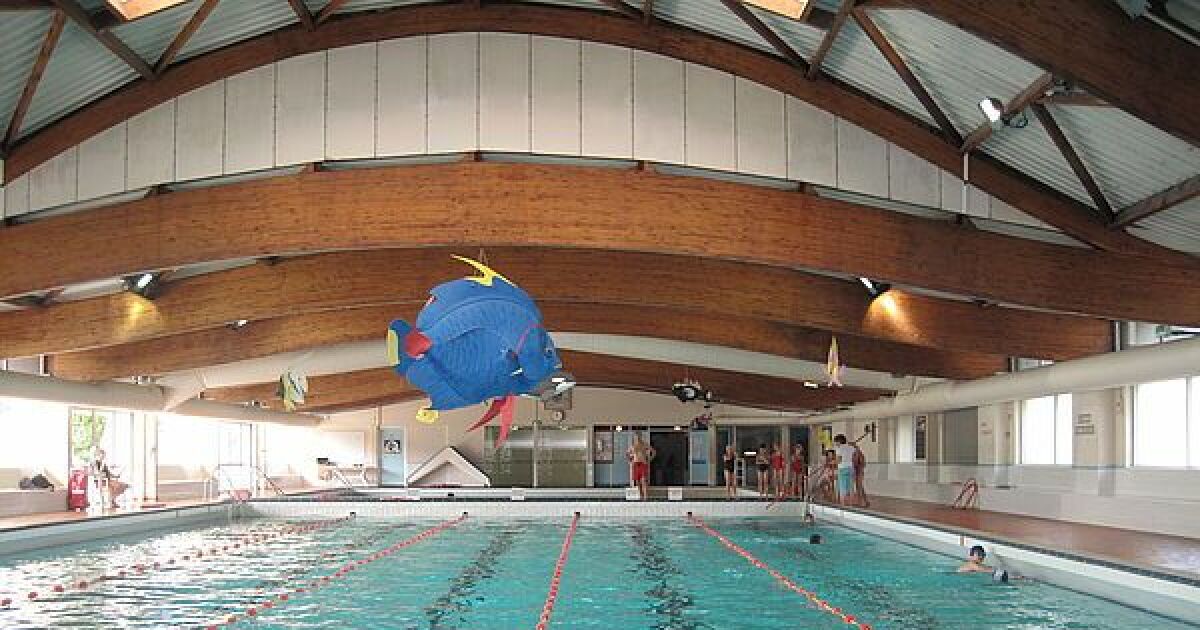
xmin=858 ymin=277 xmax=891 ymax=299
xmin=231 ymin=319 xmax=249 ymax=329
xmin=803 ymin=381 xmax=819 ymax=389
xmin=125 ymin=272 xmax=163 ymax=299
xmin=978 ymin=96 xmax=1029 ymax=131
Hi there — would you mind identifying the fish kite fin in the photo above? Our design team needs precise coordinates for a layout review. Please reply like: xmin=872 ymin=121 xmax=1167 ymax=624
xmin=387 ymin=320 xmax=410 ymax=368
xmin=467 ymin=395 xmax=517 ymax=448
xmin=415 ymin=407 xmax=439 ymax=424
xmin=452 ymin=255 xmax=512 ymax=287
xmin=825 ymin=336 xmax=844 ymax=387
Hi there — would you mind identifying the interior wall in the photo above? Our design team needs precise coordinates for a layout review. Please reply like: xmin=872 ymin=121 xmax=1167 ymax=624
xmin=867 ymin=387 xmax=1200 ymax=538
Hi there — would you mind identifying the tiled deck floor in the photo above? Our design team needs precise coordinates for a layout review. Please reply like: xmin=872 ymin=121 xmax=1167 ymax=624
xmin=0 ymin=498 xmax=224 ymax=532
xmin=858 ymin=495 xmax=1200 ymax=579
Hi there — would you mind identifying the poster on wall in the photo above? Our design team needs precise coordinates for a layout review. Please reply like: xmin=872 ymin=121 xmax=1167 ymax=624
xmin=818 ymin=425 xmax=833 ymax=452
xmin=594 ymin=431 xmax=614 ymax=463
xmin=915 ymin=415 xmax=928 ymax=460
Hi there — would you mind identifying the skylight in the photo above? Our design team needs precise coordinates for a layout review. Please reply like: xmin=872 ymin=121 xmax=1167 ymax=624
xmin=105 ymin=0 xmax=191 ymax=22
xmin=744 ymin=0 xmax=810 ymax=20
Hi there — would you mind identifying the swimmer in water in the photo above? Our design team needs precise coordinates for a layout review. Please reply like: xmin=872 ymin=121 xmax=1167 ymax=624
xmin=957 ymin=545 xmax=993 ymax=573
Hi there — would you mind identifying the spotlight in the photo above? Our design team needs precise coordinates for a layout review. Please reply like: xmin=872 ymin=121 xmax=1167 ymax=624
xmin=673 ymin=425 xmax=682 ymax=431
xmin=858 ymin=277 xmax=890 ymax=299
xmin=803 ymin=381 xmax=819 ymax=389
xmin=979 ymin=97 xmax=1004 ymax=124
xmin=231 ymin=319 xmax=249 ymax=329
xmin=124 ymin=272 xmax=163 ymax=299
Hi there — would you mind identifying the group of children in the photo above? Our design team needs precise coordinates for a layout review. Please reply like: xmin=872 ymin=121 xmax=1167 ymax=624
xmin=721 ymin=432 xmax=869 ymax=507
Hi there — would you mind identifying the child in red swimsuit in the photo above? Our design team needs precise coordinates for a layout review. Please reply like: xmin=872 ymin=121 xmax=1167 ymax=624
xmin=790 ymin=444 xmax=807 ymax=498
xmin=770 ymin=443 xmax=786 ymax=499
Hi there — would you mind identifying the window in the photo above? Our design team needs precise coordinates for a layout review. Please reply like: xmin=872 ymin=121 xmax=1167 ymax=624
xmin=1020 ymin=394 xmax=1072 ymax=465
xmin=1133 ymin=378 xmax=1193 ymax=467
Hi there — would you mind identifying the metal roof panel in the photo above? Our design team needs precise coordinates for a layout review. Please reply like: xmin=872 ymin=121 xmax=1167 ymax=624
xmin=177 ymin=0 xmax=300 ymax=62
xmin=0 ymin=10 xmax=53 ymax=141
xmin=112 ymin=0 xmax=203 ymax=67
xmin=653 ymin=0 xmax=778 ymax=56
xmin=820 ymin=20 xmax=934 ymax=127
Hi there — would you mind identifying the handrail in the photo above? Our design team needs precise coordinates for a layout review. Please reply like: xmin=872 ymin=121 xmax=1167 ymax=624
xmin=951 ymin=478 xmax=980 ymax=510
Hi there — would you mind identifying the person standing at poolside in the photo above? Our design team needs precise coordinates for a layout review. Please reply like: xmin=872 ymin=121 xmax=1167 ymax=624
xmin=833 ymin=434 xmax=857 ymax=507
xmin=852 ymin=439 xmax=870 ymax=508
xmin=790 ymin=444 xmax=807 ymax=498
xmin=723 ymin=444 xmax=738 ymax=499
xmin=627 ymin=433 xmax=656 ymax=501
xmin=770 ymin=443 xmax=786 ymax=499
xmin=755 ymin=444 xmax=770 ymax=497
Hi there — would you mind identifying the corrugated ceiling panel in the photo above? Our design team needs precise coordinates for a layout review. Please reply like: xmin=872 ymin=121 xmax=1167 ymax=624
xmin=866 ymin=8 xmax=1045 ymax=136
xmin=1052 ymin=104 xmax=1200 ymax=211
xmin=981 ymin=111 xmax=1095 ymax=209
xmin=113 ymin=0 xmax=203 ymax=66
xmin=1131 ymin=196 xmax=1200 ymax=255
xmin=524 ymin=0 xmax=618 ymax=9
xmin=653 ymin=0 xmax=777 ymax=56
xmin=748 ymin=4 xmax=823 ymax=58
xmin=328 ymin=0 xmax=437 ymax=15
xmin=820 ymin=20 xmax=934 ymax=126
xmin=20 ymin=21 xmax=138 ymax=138
xmin=0 ymin=10 xmax=51 ymax=140
xmin=177 ymin=0 xmax=300 ymax=62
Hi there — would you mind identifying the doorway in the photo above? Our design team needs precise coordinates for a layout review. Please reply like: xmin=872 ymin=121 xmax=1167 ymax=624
xmin=649 ymin=431 xmax=687 ymax=486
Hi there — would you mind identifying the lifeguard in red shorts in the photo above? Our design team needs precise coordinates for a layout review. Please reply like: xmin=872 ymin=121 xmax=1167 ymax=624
xmin=626 ymin=433 xmax=656 ymax=501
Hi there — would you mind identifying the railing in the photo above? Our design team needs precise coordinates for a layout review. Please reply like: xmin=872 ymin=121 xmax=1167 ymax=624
xmin=951 ymin=478 xmax=980 ymax=510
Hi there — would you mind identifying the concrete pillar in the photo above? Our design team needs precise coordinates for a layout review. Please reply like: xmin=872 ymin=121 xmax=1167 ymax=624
xmin=1073 ymin=388 xmax=1122 ymax=496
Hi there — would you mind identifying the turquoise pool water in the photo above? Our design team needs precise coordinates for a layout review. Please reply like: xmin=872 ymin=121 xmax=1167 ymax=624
xmin=0 ymin=515 xmax=1193 ymax=628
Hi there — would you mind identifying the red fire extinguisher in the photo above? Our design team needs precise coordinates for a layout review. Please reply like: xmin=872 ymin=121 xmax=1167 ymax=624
xmin=68 ymin=468 xmax=89 ymax=511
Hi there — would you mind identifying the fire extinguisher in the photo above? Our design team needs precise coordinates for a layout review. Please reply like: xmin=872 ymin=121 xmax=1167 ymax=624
xmin=68 ymin=468 xmax=89 ymax=511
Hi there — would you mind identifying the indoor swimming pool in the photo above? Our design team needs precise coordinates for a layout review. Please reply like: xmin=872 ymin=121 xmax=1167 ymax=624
xmin=0 ymin=514 xmax=1194 ymax=629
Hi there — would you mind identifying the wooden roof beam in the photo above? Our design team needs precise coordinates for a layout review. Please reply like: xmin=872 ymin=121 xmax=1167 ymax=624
xmin=854 ymin=7 xmax=961 ymax=146
xmin=0 ymin=1 xmax=52 ymax=8
xmin=314 ymin=0 xmax=347 ymax=26
xmin=960 ymin=72 xmax=1053 ymax=154
xmin=1112 ymin=174 xmax=1200 ymax=228
xmin=1031 ymin=103 xmax=1113 ymax=219
xmin=719 ymin=0 xmax=809 ymax=69
xmin=4 ymin=10 xmax=65 ymax=148
xmin=596 ymin=0 xmax=642 ymax=20
xmin=285 ymin=0 xmax=314 ymax=30
xmin=154 ymin=0 xmax=219 ymax=75
xmin=806 ymin=0 xmax=853 ymax=79
xmin=48 ymin=0 xmax=153 ymax=79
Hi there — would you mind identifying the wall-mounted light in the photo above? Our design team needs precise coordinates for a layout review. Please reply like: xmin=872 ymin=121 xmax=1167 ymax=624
xmin=803 ymin=381 xmax=819 ymax=389
xmin=858 ymin=277 xmax=891 ymax=299
xmin=124 ymin=272 xmax=163 ymax=299
xmin=978 ymin=97 xmax=1029 ymax=131
xmin=231 ymin=319 xmax=249 ymax=330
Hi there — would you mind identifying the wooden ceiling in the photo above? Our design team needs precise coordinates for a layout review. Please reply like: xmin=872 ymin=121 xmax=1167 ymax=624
xmin=201 ymin=350 xmax=889 ymax=414
xmin=0 ymin=163 xmax=1194 ymax=325
xmin=2 ymin=2 xmax=1194 ymax=261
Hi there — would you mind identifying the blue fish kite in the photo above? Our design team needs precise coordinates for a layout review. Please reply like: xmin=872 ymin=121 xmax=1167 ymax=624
xmin=387 ymin=256 xmax=563 ymax=447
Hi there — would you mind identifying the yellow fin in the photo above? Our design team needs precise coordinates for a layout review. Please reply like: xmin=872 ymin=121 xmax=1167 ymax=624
xmin=416 ymin=408 xmax=440 ymax=424
xmin=452 ymin=255 xmax=512 ymax=287
xmin=386 ymin=328 xmax=400 ymax=366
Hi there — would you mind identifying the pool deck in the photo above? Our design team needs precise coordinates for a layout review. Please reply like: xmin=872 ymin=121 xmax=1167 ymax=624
xmin=0 ymin=498 xmax=226 ymax=532
xmin=853 ymin=495 xmax=1200 ymax=581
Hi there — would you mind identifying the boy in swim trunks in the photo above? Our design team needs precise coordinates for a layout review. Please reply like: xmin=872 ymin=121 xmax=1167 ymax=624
xmin=627 ymin=433 xmax=656 ymax=501
xmin=833 ymin=434 xmax=857 ymax=506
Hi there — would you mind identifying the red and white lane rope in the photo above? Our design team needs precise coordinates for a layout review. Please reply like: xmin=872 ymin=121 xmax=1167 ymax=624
xmin=534 ymin=512 xmax=580 ymax=630
xmin=204 ymin=513 xmax=469 ymax=629
xmin=0 ymin=516 xmax=351 ymax=609
xmin=686 ymin=514 xmax=872 ymax=629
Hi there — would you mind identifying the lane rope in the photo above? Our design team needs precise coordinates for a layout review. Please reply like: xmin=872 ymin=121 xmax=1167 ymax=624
xmin=534 ymin=512 xmax=580 ymax=630
xmin=204 ymin=513 xmax=469 ymax=628
xmin=686 ymin=513 xmax=871 ymax=629
xmin=0 ymin=516 xmax=351 ymax=610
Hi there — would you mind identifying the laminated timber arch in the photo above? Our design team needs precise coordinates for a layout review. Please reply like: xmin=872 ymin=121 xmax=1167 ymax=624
xmin=1 ymin=2 xmax=1190 ymax=262
xmin=0 ymin=162 xmax=1192 ymax=325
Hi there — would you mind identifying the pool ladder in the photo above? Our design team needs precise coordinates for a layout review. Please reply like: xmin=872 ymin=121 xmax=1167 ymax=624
xmin=951 ymin=478 xmax=980 ymax=510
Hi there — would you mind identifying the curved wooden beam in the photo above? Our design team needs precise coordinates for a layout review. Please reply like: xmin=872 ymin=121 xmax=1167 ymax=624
xmin=0 ymin=163 xmax=1190 ymax=324
xmin=2 ymin=245 xmax=1110 ymax=360
xmin=900 ymin=0 xmax=1200 ymax=147
xmin=47 ymin=301 xmax=1008 ymax=381
xmin=0 ymin=2 xmax=1179 ymax=260
xmin=202 ymin=350 xmax=889 ymax=413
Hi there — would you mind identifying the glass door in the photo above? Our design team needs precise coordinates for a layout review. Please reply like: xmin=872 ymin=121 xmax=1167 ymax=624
xmin=217 ymin=422 xmax=254 ymax=494
xmin=380 ymin=428 xmax=406 ymax=486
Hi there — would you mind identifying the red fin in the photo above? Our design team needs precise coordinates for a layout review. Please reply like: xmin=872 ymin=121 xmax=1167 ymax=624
xmin=404 ymin=329 xmax=432 ymax=358
xmin=467 ymin=396 xmax=507 ymax=432
xmin=494 ymin=396 xmax=516 ymax=448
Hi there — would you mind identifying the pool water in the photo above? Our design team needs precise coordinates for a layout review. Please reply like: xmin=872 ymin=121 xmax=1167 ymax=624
xmin=0 ymin=515 xmax=1193 ymax=629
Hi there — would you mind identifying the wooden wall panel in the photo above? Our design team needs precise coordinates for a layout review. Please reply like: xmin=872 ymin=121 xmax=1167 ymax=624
xmin=684 ymin=63 xmax=735 ymax=171
xmin=427 ymin=33 xmax=478 ymax=154
xmin=76 ymin=123 xmax=127 ymax=200
xmin=479 ymin=33 xmax=531 ymax=153
xmin=28 ymin=148 xmax=77 ymax=212
xmin=632 ymin=51 xmax=684 ymax=165
xmin=735 ymin=78 xmax=786 ymax=179
xmin=48 ymin=302 xmax=1008 ymax=382
xmin=0 ymin=163 xmax=1192 ymax=325
xmin=174 ymin=81 xmax=225 ymax=181
xmin=376 ymin=37 xmax=427 ymax=157
xmin=274 ymin=52 xmax=326 ymax=167
xmin=531 ymin=36 xmax=581 ymax=156
xmin=581 ymin=41 xmax=633 ymax=159
xmin=125 ymin=101 xmax=175 ymax=190
xmin=786 ymin=96 xmax=836 ymax=187
xmin=224 ymin=66 xmax=275 ymax=174
xmin=837 ymin=119 xmax=888 ymax=198
xmin=326 ymin=43 xmax=377 ymax=160
xmin=2 ymin=246 xmax=1112 ymax=360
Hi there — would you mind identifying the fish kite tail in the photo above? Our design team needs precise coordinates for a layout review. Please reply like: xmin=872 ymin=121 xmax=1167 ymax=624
xmin=467 ymin=395 xmax=517 ymax=448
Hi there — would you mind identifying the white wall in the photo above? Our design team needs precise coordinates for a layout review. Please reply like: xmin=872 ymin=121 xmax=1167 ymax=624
xmin=0 ymin=398 xmax=69 ymax=486
xmin=1 ymin=34 xmax=1053 ymax=235
xmin=865 ymin=388 xmax=1200 ymax=538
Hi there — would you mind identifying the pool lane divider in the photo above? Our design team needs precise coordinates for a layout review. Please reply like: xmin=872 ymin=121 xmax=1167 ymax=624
xmin=0 ymin=516 xmax=351 ymax=610
xmin=685 ymin=513 xmax=872 ymax=629
xmin=205 ymin=513 xmax=469 ymax=629
xmin=535 ymin=512 xmax=581 ymax=630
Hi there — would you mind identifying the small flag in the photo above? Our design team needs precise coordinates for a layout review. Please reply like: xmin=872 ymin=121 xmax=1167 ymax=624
xmin=825 ymin=337 xmax=843 ymax=387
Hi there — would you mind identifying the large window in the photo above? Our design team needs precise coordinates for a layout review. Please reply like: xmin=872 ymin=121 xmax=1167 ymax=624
xmin=1020 ymin=394 xmax=1072 ymax=465
xmin=1134 ymin=377 xmax=1199 ymax=467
